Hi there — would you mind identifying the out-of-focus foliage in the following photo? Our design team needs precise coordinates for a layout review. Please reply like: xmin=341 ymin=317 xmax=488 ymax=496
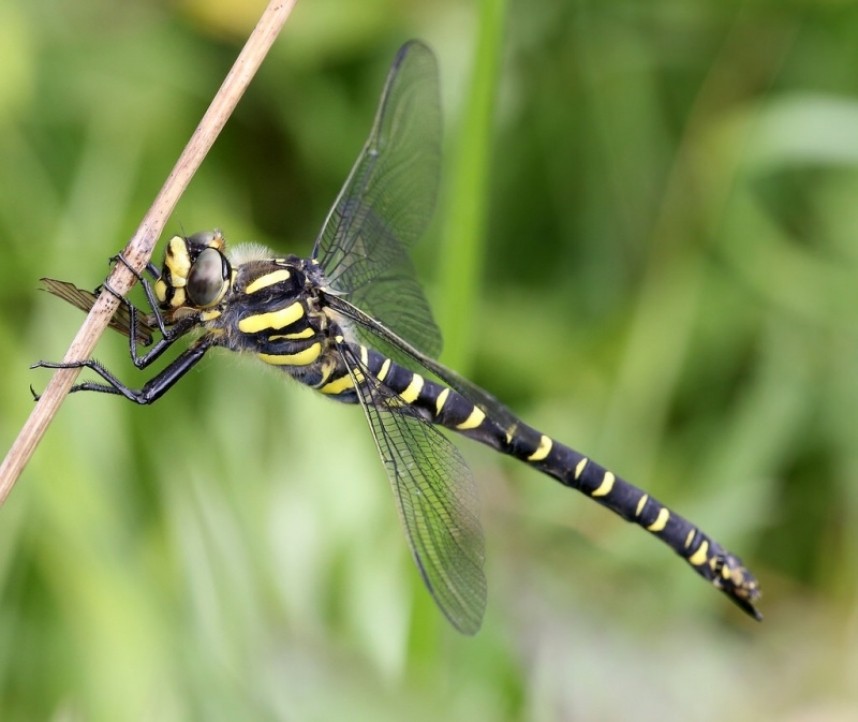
xmin=1 ymin=0 xmax=857 ymax=720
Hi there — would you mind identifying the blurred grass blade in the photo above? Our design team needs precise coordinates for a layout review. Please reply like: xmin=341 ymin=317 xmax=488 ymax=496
xmin=436 ymin=0 xmax=507 ymax=372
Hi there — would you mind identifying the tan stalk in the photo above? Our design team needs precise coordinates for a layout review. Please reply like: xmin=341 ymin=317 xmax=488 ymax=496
xmin=0 ymin=0 xmax=298 ymax=504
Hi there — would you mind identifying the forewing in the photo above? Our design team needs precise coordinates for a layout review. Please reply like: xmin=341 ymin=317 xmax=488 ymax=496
xmin=313 ymin=40 xmax=443 ymax=358
xmin=40 ymin=278 xmax=155 ymax=346
xmin=337 ymin=342 xmax=486 ymax=634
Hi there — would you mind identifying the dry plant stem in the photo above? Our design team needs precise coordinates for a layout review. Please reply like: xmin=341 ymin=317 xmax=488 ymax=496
xmin=0 ymin=0 xmax=298 ymax=505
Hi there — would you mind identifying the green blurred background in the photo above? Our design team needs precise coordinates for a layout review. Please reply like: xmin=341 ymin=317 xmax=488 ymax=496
xmin=2 ymin=0 xmax=857 ymax=719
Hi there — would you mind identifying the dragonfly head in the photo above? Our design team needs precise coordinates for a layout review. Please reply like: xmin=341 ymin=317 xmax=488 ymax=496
xmin=154 ymin=230 xmax=233 ymax=311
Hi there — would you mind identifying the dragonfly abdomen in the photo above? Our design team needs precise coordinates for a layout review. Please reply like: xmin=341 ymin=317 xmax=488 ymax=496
xmin=353 ymin=347 xmax=503 ymax=433
xmin=346 ymin=345 xmax=762 ymax=618
xmin=502 ymin=425 xmax=762 ymax=618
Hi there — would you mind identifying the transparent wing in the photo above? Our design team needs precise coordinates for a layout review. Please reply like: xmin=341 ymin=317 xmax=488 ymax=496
xmin=313 ymin=40 xmax=443 ymax=358
xmin=40 ymin=278 xmax=155 ymax=346
xmin=337 ymin=341 xmax=486 ymax=634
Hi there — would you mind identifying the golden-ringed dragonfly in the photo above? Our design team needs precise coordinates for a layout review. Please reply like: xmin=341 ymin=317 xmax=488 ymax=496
xmin=35 ymin=41 xmax=761 ymax=633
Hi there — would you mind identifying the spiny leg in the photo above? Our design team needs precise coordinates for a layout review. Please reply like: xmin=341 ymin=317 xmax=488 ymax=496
xmin=31 ymin=339 xmax=214 ymax=405
xmin=89 ymin=250 xmax=205 ymax=369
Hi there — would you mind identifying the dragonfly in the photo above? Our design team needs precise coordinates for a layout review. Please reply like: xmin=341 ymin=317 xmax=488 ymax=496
xmin=34 ymin=40 xmax=761 ymax=634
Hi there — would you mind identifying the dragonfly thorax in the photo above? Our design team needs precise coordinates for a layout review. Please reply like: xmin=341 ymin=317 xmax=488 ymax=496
xmin=201 ymin=247 xmax=335 ymax=378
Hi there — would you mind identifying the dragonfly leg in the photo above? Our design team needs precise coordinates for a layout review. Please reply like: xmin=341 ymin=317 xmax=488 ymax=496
xmin=109 ymin=252 xmax=175 ymax=340
xmin=31 ymin=338 xmax=213 ymax=405
xmin=94 ymin=279 xmax=195 ymax=369
xmin=109 ymin=250 xmax=160 ymax=281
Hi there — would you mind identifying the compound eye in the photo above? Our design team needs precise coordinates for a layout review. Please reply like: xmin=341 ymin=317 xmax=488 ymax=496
xmin=187 ymin=248 xmax=228 ymax=307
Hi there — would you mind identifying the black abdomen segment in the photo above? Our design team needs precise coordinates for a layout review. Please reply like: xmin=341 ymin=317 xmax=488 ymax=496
xmin=522 ymin=434 xmax=760 ymax=618
xmin=345 ymin=345 xmax=761 ymax=619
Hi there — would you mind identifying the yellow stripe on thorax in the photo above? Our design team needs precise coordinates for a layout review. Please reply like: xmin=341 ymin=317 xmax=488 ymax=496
xmin=257 ymin=342 xmax=321 ymax=367
xmin=269 ymin=327 xmax=315 ymax=340
xmin=239 ymin=302 xmax=304 ymax=334
xmin=245 ymin=269 xmax=290 ymax=294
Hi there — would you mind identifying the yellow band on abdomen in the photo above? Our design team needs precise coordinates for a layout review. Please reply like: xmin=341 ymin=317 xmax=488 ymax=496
xmin=456 ymin=406 xmax=485 ymax=430
xmin=399 ymin=374 xmax=424 ymax=403
xmin=527 ymin=435 xmax=552 ymax=461
xmin=591 ymin=471 xmax=615 ymax=497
